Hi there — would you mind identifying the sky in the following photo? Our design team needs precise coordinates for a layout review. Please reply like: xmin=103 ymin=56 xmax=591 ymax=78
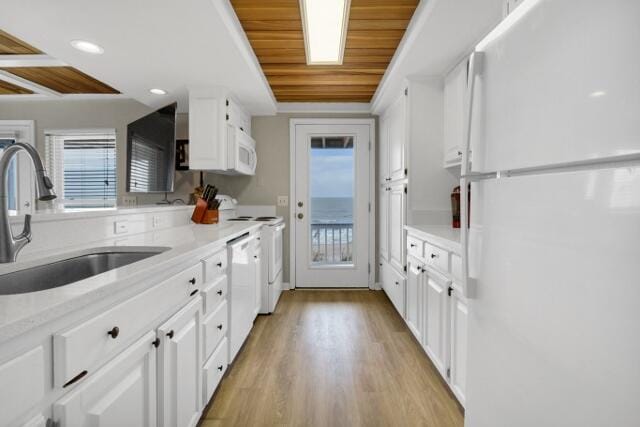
xmin=310 ymin=148 xmax=354 ymax=198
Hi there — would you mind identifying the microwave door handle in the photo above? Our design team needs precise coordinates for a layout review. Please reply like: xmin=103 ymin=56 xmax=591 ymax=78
xmin=249 ymin=144 xmax=257 ymax=173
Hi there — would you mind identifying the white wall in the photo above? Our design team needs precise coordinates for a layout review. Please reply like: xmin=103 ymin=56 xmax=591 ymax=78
xmin=0 ymin=98 xmax=198 ymax=205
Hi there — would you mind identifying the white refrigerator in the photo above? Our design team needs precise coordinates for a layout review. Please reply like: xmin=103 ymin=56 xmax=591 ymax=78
xmin=461 ymin=1 xmax=640 ymax=426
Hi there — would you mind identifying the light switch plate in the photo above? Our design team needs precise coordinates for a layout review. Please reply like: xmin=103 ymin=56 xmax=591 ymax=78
xmin=277 ymin=196 xmax=289 ymax=207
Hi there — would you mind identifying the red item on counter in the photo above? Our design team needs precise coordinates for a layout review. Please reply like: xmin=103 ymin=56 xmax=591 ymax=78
xmin=451 ymin=185 xmax=471 ymax=228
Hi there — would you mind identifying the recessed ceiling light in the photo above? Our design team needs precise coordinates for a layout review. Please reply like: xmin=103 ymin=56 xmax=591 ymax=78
xmin=149 ymin=88 xmax=167 ymax=95
xmin=300 ymin=0 xmax=351 ymax=65
xmin=70 ymin=40 xmax=104 ymax=55
xmin=589 ymin=90 xmax=606 ymax=98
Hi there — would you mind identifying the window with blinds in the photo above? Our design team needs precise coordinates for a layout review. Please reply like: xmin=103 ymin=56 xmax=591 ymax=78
xmin=45 ymin=130 xmax=117 ymax=208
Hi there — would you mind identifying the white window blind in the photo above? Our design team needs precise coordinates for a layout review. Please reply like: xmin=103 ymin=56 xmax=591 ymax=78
xmin=45 ymin=130 xmax=117 ymax=208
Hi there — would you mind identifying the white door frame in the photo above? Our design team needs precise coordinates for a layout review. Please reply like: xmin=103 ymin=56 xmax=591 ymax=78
xmin=0 ymin=120 xmax=36 ymax=214
xmin=289 ymin=118 xmax=376 ymax=289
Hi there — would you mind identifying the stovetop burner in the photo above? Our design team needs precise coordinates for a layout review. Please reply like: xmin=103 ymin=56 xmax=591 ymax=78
xmin=255 ymin=216 xmax=277 ymax=221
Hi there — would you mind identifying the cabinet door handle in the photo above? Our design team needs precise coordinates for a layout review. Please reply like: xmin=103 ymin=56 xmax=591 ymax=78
xmin=189 ymin=277 xmax=197 ymax=285
xmin=63 ymin=370 xmax=88 ymax=388
xmin=410 ymin=243 xmax=416 ymax=248
xmin=152 ymin=338 xmax=161 ymax=348
xmin=190 ymin=289 xmax=199 ymax=297
xmin=217 ymin=365 xmax=224 ymax=371
xmin=254 ymin=255 xmax=258 ymax=259
xmin=166 ymin=330 xmax=174 ymax=339
xmin=430 ymin=253 xmax=438 ymax=259
xmin=107 ymin=326 xmax=120 ymax=339
xmin=217 ymin=324 xmax=223 ymax=330
xmin=395 ymin=281 xmax=399 ymax=285
xmin=216 ymin=262 xmax=223 ymax=267
xmin=457 ymin=150 xmax=463 ymax=156
xmin=217 ymin=290 xmax=223 ymax=296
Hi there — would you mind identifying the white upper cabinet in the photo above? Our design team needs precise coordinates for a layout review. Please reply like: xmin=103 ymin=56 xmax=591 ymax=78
xmin=378 ymin=114 xmax=390 ymax=184
xmin=387 ymin=92 xmax=407 ymax=181
xmin=157 ymin=297 xmax=202 ymax=427
xmin=53 ymin=331 xmax=157 ymax=427
xmin=189 ymin=87 xmax=255 ymax=174
xmin=378 ymin=184 xmax=389 ymax=262
xmin=443 ymin=59 xmax=468 ymax=167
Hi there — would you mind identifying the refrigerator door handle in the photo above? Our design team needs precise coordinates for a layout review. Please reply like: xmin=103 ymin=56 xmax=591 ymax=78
xmin=460 ymin=176 xmax=476 ymax=298
xmin=462 ymin=51 xmax=484 ymax=176
xmin=460 ymin=51 xmax=484 ymax=299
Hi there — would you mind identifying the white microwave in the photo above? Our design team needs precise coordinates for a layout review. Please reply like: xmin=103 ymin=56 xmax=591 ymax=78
xmin=226 ymin=125 xmax=257 ymax=175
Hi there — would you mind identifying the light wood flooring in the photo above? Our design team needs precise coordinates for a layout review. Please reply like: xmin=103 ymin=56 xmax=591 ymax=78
xmin=201 ymin=290 xmax=463 ymax=427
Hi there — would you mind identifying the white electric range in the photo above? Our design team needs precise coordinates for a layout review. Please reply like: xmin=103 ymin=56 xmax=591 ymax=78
xmin=215 ymin=195 xmax=285 ymax=314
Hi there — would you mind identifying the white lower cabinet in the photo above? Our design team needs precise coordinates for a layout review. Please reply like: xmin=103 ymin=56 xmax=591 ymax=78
xmin=253 ymin=242 xmax=262 ymax=319
xmin=388 ymin=182 xmax=407 ymax=273
xmin=449 ymin=287 xmax=468 ymax=405
xmin=404 ymin=231 xmax=468 ymax=407
xmin=53 ymin=331 xmax=158 ymax=427
xmin=0 ymin=346 xmax=46 ymax=426
xmin=423 ymin=269 xmax=450 ymax=378
xmin=405 ymin=257 xmax=423 ymax=342
xmin=381 ymin=261 xmax=406 ymax=317
xmin=157 ymin=296 xmax=202 ymax=427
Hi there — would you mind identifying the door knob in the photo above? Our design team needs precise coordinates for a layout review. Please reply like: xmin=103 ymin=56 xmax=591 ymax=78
xmin=298 ymin=201 xmax=304 ymax=207
xmin=297 ymin=213 xmax=304 ymax=219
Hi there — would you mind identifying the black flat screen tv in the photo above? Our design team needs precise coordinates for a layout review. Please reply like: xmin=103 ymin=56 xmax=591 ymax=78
xmin=126 ymin=102 xmax=177 ymax=193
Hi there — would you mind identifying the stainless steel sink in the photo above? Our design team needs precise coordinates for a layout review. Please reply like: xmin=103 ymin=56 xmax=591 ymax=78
xmin=0 ymin=247 xmax=171 ymax=295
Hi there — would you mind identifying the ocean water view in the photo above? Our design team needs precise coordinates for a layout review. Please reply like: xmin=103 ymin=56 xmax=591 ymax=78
xmin=311 ymin=197 xmax=353 ymax=224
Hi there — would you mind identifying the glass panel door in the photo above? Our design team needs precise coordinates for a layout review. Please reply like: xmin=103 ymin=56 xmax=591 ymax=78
xmin=294 ymin=122 xmax=372 ymax=288
xmin=309 ymin=136 xmax=354 ymax=266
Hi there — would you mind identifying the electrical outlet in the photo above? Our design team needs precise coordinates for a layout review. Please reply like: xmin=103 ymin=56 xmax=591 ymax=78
xmin=122 ymin=195 xmax=137 ymax=207
xmin=277 ymin=196 xmax=289 ymax=207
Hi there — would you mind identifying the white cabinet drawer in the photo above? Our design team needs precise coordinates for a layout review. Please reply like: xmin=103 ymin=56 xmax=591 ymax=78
xmin=203 ymin=250 xmax=227 ymax=282
xmin=407 ymin=235 xmax=425 ymax=260
xmin=203 ymin=338 xmax=228 ymax=405
xmin=0 ymin=346 xmax=46 ymax=427
xmin=382 ymin=263 xmax=406 ymax=318
xmin=203 ymin=300 xmax=228 ymax=361
xmin=451 ymin=253 xmax=462 ymax=282
xmin=424 ymin=243 xmax=449 ymax=274
xmin=54 ymin=263 xmax=202 ymax=387
xmin=202 ymin=275 xmax=227 ymax=316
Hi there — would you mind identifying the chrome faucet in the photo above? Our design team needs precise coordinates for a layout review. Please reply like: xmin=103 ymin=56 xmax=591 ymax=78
xmin=0 ymin=143 xmax=56 ymax=263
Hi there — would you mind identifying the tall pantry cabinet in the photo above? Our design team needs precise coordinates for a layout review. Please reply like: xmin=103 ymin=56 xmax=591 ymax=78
xmin=377 ymin=78 xmax=459 ymax=319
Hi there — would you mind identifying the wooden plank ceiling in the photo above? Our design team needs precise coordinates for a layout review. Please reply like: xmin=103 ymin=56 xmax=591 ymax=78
xmin=230 ymin=0 xmax=419 ymax=102
xmin=0 ymin=30 xmax=119 ymax=95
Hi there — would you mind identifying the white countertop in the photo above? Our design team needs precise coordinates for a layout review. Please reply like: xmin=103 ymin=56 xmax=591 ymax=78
xmin=405 ymin=225 xmax=462 ymax=254
xmin=0 ymin=221 xmax=261 ymax=344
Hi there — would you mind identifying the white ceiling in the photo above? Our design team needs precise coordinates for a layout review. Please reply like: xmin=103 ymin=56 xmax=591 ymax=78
xmin=0 ymin=0 xmax=277 ymax=115
xmin=372 ymin=0 xmax=504 ymax=114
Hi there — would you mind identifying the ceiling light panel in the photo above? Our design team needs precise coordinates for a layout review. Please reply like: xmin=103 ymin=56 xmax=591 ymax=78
xmin=300 ymin=0 xmax=351 ymax=65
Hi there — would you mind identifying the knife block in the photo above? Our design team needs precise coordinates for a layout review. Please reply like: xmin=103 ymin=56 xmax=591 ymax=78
xmin=191 ymin=198 xmax=219 ymax=224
